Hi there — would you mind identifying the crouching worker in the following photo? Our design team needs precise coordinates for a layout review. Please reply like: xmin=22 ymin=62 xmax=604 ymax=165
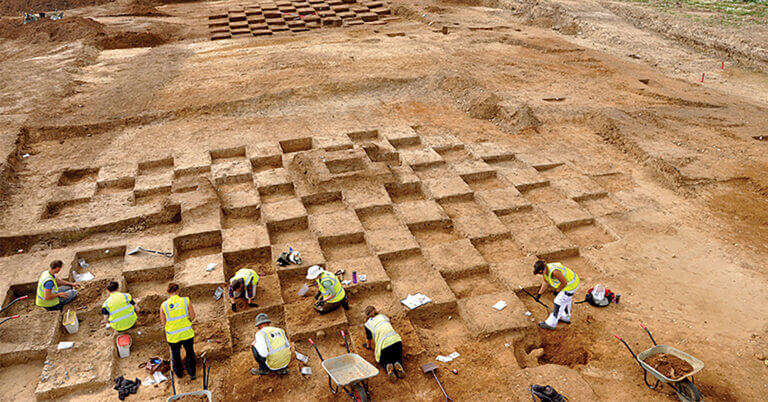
xmin=251 ymin=313 xmax=290 ymax=376
xmin=36 ymin=260 xmax=80 ymax=311
xmin=229 ymin=268 xmax=259 ymax=312
xmin=305 ymin=265 xmax=348 ymax=314
xmin=533 ymin=260 xmax=580 ymax=330
xmin=102 ymin=281 xmax=138 ymax=332
xmin=363 ymin=306 xmax=404 ymax=381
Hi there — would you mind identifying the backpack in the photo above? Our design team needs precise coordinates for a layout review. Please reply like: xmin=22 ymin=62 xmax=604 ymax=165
xmin=530 ymin=384 xmax=567 ymax=402
xmin=583 ymin=286 xmax=616 ymax=307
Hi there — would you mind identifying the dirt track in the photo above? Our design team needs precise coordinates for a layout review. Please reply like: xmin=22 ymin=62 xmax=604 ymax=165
xmin=1 ymin=0 xmax=768 ymax=400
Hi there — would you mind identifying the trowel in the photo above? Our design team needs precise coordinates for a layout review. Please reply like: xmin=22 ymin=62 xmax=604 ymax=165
xmin=127 ymin=246 xmax=173 ymax=258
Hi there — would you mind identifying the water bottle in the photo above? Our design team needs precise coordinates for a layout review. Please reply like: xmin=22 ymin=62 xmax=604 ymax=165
xmin=352 ymin=271 xmax=357 ymax=284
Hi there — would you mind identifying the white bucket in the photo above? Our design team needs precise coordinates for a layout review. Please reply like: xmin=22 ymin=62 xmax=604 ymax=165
xmin=117 ymin=334 xmax=132 ymax=358
xmin=63 ymin=310 xmax=79 ymax=334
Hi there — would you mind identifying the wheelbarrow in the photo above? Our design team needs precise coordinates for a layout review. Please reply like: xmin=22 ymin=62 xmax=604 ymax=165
xmin=615 ymin=324 xmax=704 ymax=401
xmin=0 ymin=295 xmax=28 ymax=315
xmin=309 ymin=330 xmax=379 ymax=401
xmin=167 ymin=353 xmax=212 ymax=401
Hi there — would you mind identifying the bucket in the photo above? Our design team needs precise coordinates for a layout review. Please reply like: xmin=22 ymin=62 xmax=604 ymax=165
xmin=63 ymin=310 xmax=79 ymax=334
xmin=117 ymin=334 xmax=132 ymax=358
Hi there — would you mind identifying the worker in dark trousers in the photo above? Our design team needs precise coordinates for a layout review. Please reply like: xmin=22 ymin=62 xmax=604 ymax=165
xmin=160 ymin=283 xmax=197 ymax=380
xmin=363 ymin=306 xmax=404 ymax=381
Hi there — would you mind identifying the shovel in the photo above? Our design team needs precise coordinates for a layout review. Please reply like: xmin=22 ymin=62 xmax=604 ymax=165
xmin=127 ymin=246 xmax=173 ymax=258
xmin=421 ymin=363 xmax=454 ymax=402
xmin=518 ymin=286 xmax=550 ymax=309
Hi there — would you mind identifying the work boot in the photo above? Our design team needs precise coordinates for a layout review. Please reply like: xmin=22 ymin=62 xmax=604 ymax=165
xmin=538 ymin=321 xmax=556 ymax=330
xmin=278 ymin=368 xmax=289 ymax=375
xmin=190 ymin=373 xmax=197 ymax=380
xmin=394 ymin=362 xmax=405 ymax=379
xmin=251 ymin=368 xmax=270 ymax=376
xmin=386 ymin=363 xmax=395 ymax=382
xmin=559 ymin=317 xmax=571 ymax=324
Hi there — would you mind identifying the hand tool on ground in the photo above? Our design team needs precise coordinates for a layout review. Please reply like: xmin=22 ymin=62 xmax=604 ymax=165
xmin=421 ymin=363 xmax=454 ymax=402
xmin=127 ymin=246 xmax=173 ymax=258
xmin=0 ymin=295 xmax=28 ymax=314
xmin=518 ymin=286 xmax=550 ymax=309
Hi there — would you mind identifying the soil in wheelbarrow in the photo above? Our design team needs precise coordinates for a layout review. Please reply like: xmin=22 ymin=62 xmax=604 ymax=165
xmin=172 ymin=396 xmax=208 ymax=402
xmin=644 ymin=353 xmax=693 ymax=380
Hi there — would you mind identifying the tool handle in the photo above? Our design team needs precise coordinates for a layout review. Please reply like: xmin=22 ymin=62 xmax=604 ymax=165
xmin=18 ymin=296 xmax=28 ymax=301
xmin=340 ymin=330 xmax=350 ymax=353
xmin=308 ymin=338 xmax=324 ymax=361
xmin=640 ymin=323 xmax=657 ymax=346
xmin=10 ymin=315 xmax=19 ymax=319
xmin=614 ymin=335 xmax=638 ymax=360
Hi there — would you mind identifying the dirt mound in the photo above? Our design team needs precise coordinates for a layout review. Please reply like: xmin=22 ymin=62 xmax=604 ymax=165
xmin=0 ymin=0 xmax=113 ymax=15
xmin=644 ymin=353 xmax=693 ymax=380
xmin=0 ymin=16 xmax=105 ymax=42
xmin=92 ymin=30 xmax=170 ymax=49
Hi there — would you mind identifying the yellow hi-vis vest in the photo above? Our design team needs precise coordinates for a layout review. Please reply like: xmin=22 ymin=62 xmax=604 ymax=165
xmin=102 ymin=292 xmax=137 ymax=331
xmin=162 ymin=295 xmax=194 ymax=343
xmin=317 ymin=271 xmax=345 ymax=303
xmin=35 ymin=271 xmax=59 ymax=308
xmin=544 ymin=263 xmax=580 ymax=292
xmin=230 ymin=268 xmax=259 ymax=298
xmin=364 ymin=314 xmax=402 ymax=363
xmin=258 ymin=326 xmax=291 ymax=370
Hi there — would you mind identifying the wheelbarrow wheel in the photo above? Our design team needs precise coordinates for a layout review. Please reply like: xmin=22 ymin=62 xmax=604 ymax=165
xmin=353 ymin=383 xmax=369 ymax=402
xmin=673 ymin=379 xmax=702 ymax=402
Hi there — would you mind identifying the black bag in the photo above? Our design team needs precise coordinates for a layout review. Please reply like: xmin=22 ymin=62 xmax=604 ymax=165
xmin=531 ymin=384 xmax=567 ymax=402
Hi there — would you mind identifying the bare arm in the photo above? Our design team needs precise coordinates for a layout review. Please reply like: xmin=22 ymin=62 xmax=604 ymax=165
xmin=160 ymin=306 xmax=166 ymax=326
xmin=188 ymin=302 xmax=196 ymax=322
xmin=43 ymin=287 xmax=67 ymax=300
xmin=537 ymin=281 xmax=548 ymax=295
xmin=550 ymin=270 xmax=567 ymax=293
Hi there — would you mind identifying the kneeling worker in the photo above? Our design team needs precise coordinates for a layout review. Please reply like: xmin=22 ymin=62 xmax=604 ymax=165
xmin=251 ymin=313 xmax=291 ymax=376
xmin=102 ymin=281 xmax=138 ymax=332
xmin=305 ymin=265 xmax=348 ymax=314
xmin=533 ymin=260 xmax=580 ymax=330
xmin=229 ymin=268 xmax=259 ymax=312
xmin=363 ymin=306 xmax=405 ymax=381
xmin=36 ymin=260 xmax=80 ymax=311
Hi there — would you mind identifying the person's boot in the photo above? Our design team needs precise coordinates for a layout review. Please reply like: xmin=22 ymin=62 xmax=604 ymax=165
xmin=394 ymin=362 xmax=405 ymax=378
xmin=278 ymin=368 xmax=289 ymax=375
xmin=386 ymin=363 xmax=395 ymax=382
xmin=559 ymin=317 xmax=571 ymax=324
xmin=538 ymin=321 xmax=556 ymax=330
xmin=190 ymin=373 xmax=197 ymax=380
xmin=251 ymin=368 xmax=270 ymax=375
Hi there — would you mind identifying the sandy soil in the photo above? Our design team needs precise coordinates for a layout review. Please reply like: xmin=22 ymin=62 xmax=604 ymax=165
xmin=1 ymin=0 xmax=768 ymax=400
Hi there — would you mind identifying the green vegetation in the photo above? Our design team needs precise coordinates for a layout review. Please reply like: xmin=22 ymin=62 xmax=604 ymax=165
xmin=622 ymin=0 xmax=768 ymax=26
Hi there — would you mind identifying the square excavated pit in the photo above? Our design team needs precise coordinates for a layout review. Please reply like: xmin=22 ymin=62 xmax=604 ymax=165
xmin=399 ymin=148 xmax=445 ymax=170
xmin=272 ymin=239 xmax=326 ymax=277
xmin=473 ymin=236 xmax=525 ymax=264
xmin=344 ymin=288 xmax=403 ymax=326
xmin=229 ymin=308 xmax=285 ymax=352
xmin=73 ymin=245 xmax=125 ymax=280
xmin=447 ymin=272 xmax=505 ymax=299
xmin=497 ymin=166 xmax=549 ymax=192
xmin=513 ymin=224 xmax=579 ymax=260
xmin=284 ymin=300 xmax=348 ymax=341
xmin=174 ymin=252 xmax=226 ymax=296
xmin=520 ymin=184 xmax=566 ymax=204
xmin=499 ymin=208 xmax=553 ymax=231
xmin=437 ymin=147 xmax=473 ymax=162
xmin=462 ymin=173 xmax=509 ymax=192
xmin=327 ymin=256 xmax=390 ymax=292
xmin=515 ymin=153 xmax=563 ymax=171
xmin=221 ymin=187 xmax=261 ymax=218
xmin=452 ymin=212 xmax=510 ymax=242
xmin=1 ymin=282 xmax=38 ymax=318
xmin=356 ymin=205 xmax=400 ymax=231
xmin=539 ymin=164 xmax=581 ymax=181
xmin=393 ymin=199 xmax=450 ymax=230
xmin=123 ymin=236 xmax=174 ymax=282
xmin=193 ymin=316 xmax=234 ymax=360
xmin=408 ymin=222 xmax=461 ymax=248
xmin=58 ymin=167 xmax=98 ymax=186
xmin=129 ymin=279 xmax=171 ymax=325
xmin=174 ymin=229 xmax=221 ymax=257
xmin=578 ymin=194 xmax=626 ymax=217
xmin=254 ymin=167 xmax=294 ymax=195
xmin=137 ymin=156 xmax=173 ymax=175
xmin=342 ymin=185 xmax=392 ymax=211
xmin=0 ymin=360 xmax=44 ymax=397
xmin=133 ymin=171 xmax=173 ymax=198
xmin=421 ymin=176 xmax=473 ymax=202
xmin=308 ymin=209 xmax=364 ymax=243
xmin=173 ymin=150 xmax=212 ymax=177
xmin=457 ymin=291 xmax=531 ymax=337
xmin=380 ymin=126 xmax=420 ymax=149
xmin=538 ymin=199 xmax=594 ymax=230
xmin=421 ymin=134 xmax=463 ymax=153
xmin=212 ymin=159 xmax=253 ymax=186
xmin=302 ymin=191 xmax=347 ymax=215
xmin=390 ymin=269 xmax=456 ymax=319
xmin=222 ymin=224 xmax=271 ymax=265
xmin=247 ymin=141 xmax=283 ymax=173
xmin=422 ymin=239 xmax=488 ymax=279
xmin=562 ymin=222 xmax=618 ymax=248
xmin=452 ymin=159 xmax=496 ymax=182
xmin=319 ymin=235 xmax=371 ymax=262
xmin=314 ymin=135 xmax=354 ymax=151
xmin=551 ymin=176 xmax=608 ymax=201
xmin=592 ymin=172 xmax=636 ymax=192
xmin=384 ymin=181 xmax=425 ymax=203
xmin=489 ymin=256 xmax=540 ymax=290
xmin=279 ymin=137 xmax=313 ymax=153
xmin=365 ymin=225 xmax=420 ymax=259
xmin=263 ymin=198 xmax=308 ymax=233
xmin=0 ymin=310 xmax=59 ymax=365
xmin=97 ymin=162 xmax=137 ymax=190
xmin=475 ymin=187 xmax=532 ymax=215
xmin=35 ymin=337 xmax=115 ymax=400
xmin=466 ymin=142 xmax=516 ymax=163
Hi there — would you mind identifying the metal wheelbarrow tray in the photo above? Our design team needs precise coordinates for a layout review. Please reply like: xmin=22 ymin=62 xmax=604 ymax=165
xmin=637 ymin=345 xmax=704 ymax=383
xmin=321 ymin=353 xmax=379 ymax=387
xmin=167 ymin=390 xmax=212 ymax=402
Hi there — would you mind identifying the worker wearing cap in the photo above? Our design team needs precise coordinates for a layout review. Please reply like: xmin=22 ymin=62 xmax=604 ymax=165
xmin=251 ymin=313 xmax=291 ymax=376
xmin=228 ymin=268 xmax=259 ymax=312
xmin=35 ymin=260 xmax=80 ymax=311
xmin=101 ymin=281 xmax=138 ymax=331
xmin=533 ymin=260 xmax=580 ymax=330
xmin=363 ymin=306 xmax=404 ymax=381
xmin=160 ymin=283 xmax=197 ymax=380
xmin=306 ymin=265 xmax=348 ymax=314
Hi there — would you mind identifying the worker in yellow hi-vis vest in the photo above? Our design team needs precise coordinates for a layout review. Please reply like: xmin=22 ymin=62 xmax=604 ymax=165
xmin=228 ymin=268 xmax=259 ymax=312
xmin=35 ymin=260 xmax=80 ymax=311
xmin=250 ymin=313 xmax=291 ymax=376
xmin=533 ymin=260 xmax=580 ymax=330
xmin=101 ymin=281 xmax=138 ymax=332
xmin=363 ymin=306 xmax=404 ymax=381
xmin=160 ymin=283 xmax=197 ymax=380
xmin=305 ymin=265 xmax=349 ymax=314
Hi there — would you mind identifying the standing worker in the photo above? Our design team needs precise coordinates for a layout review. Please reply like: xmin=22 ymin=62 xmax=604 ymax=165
xmin=229 ymin=268 xmax=259 ymax=312
xmin=36 ymin=260 xmax=80 ymax=311
xmin=532 ymin=260 xmax=580 ymax=330
xmin=160 ymin=283 xmax=197 ymax=380
xmin=363 ymin=306 xmax=405 ymax=381
xmin=101 ymin=281 xmax=138 ymax=331
xmin=305 ymin=265 xmax=348 ymax=313
xmin=250 ymin=313 xmax=291 ymax=376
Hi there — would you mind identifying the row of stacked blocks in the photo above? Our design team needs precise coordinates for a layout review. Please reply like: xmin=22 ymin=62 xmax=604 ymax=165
xmin=209 ymin=0 xmax=394 ymax=40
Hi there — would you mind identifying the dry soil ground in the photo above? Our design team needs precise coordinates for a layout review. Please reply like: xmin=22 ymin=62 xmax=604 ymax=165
xmin=1 ymin=0 xmax=768 ymax=401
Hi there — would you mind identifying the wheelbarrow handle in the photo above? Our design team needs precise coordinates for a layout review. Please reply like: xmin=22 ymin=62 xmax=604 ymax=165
xmin=340 ymin=330 xmax=350 ymax=353
xmin=308 ymin=338 xmax=324 ymax=361
xmin=614 ymin=335 xmax=638 ymax=360
xmin=640 ymin=323 xmax=657 ymax=346
xmin=0 ymin=295 xmax=29 ymax=314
